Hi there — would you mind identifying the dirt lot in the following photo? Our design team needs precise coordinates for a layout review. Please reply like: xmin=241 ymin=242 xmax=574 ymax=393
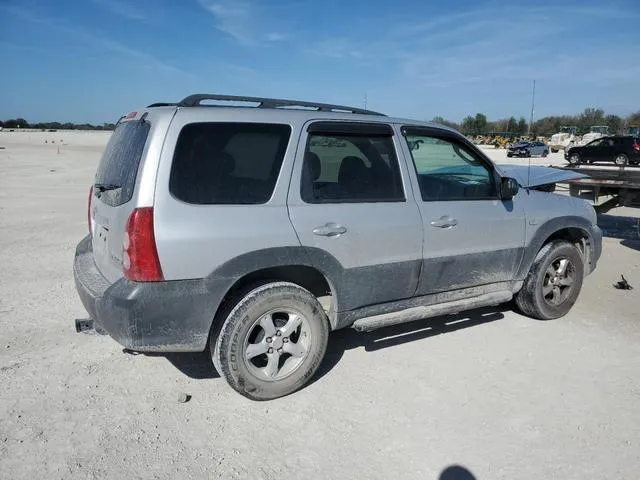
xmin=1 ymin=131 xmax=639 ymax=479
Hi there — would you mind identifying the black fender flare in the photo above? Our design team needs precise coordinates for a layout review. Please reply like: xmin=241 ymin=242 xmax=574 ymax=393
xmin=515 ymin=216 xmax=598 ymax=280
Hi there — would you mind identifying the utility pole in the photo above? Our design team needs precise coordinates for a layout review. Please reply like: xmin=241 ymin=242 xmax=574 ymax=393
xmin=528 ymin=80 xmax=536 ymax=136
xmin=364 ymin=92 xmax=368 ymax=110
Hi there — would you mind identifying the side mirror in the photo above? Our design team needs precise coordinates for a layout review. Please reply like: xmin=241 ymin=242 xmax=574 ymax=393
xmin=501 ymin=177 xmax=519 ymax=200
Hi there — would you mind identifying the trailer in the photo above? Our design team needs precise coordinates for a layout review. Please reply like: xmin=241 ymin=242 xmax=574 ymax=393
xmin=560 ymin=166 xmax=640 ymax=213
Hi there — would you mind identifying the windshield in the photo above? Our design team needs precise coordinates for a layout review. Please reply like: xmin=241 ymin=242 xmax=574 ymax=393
xmin=95 ymin=120 xmax=150 ymax=206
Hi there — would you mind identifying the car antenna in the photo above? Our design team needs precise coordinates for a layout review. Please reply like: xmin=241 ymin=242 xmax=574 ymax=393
xmin=526 ymin=79 xmax=536 ymax=190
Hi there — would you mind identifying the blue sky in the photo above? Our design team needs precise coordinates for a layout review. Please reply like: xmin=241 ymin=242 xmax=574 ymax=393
xmin=1 ymin=0 xmax=639 ymax=124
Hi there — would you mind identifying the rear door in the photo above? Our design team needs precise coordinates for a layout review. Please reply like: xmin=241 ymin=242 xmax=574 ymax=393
xmin=399 ymin=126 xmax=526 ymax=295
xmin=287 ymin=121 xmax=423 ymax=312
xmin=90 ymin=114 xmax=153 ymax=282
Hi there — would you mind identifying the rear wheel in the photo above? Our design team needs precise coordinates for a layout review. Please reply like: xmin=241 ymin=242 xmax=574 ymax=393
xmin=515 ymin=241 xmax=584 ymax=320
xmin=614 ymin=153 xmax=628 ymax=166
xmin=568 ymin=153 xmax=581 ymax=166
xmin=212 ymin=282 xmax=329 ymax=400
xmin=542 ymin=149 xmax=549 ymax=158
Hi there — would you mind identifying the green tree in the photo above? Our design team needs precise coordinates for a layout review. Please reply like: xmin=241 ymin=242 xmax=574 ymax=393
xmin=431 ymin=116 xmax=460 ymax=130
xmin=517 ymin=117 xmax=527 ymax=135
xmin=604 ymin=114 xmax=623 ymax=135
xmin=474 ymin=113 xmax=488 ymax=134
xmin=578 ymin=108 xmax=605 ymax=133
xmin=461 ymin=115 xmax=475 ymax=135
xmin=626 ymin=111 xmax=640 ymax=126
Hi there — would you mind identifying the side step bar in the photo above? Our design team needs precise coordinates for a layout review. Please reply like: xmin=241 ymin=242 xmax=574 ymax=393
xmin=352 ymin=291 xmax=512 ymax=332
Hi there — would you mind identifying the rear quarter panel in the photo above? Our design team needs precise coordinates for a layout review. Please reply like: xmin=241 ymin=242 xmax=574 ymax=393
xmin=90 ymin=108 xmax=175 ymax=283
xmin=153 ymin=109 xmax=304 ymax=280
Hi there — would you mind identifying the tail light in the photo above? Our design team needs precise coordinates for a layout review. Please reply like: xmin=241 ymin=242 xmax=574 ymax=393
xmin=88 ymin=186 xmax=94 ymax=235
xmin=633 ymin=142 xmax=640 ymax=152
xmin=122 ymin=207 xmax=164 ymax=282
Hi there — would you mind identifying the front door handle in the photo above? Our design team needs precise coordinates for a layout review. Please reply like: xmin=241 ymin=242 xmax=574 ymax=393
xmin=430 ymin=216 xmax=458 ymax=228
xmin=313 ymin=223 xmax=347 ymax=237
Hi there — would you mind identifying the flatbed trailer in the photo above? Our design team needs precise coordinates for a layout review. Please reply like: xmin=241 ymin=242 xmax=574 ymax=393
xmin=558 ymin=166 xmax=640 ymax=213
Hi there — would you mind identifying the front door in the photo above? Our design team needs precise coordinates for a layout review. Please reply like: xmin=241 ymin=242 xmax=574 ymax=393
xmin=287 ymin=121 xmax=423 ymax=312
xmin=399 ymin=126 xmax=526 ymax=295
xmin=583 ymin=138 xmax=606 ymax=163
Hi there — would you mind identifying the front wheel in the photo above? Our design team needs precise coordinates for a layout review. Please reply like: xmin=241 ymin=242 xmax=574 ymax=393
xmin=568 ymin=153 xmax=581 ymax=166
xmin=515 ymin=241 xmax=584 ymax=320
xmin=614 ymin=153 xmax=628 ymax=166
xmin=212 ymin=282 xmax=329 ymax=400
xmin=542 ymin=149 xmax=549 ymax=158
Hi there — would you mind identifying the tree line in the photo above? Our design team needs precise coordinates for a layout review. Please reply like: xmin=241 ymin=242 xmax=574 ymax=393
xmin=432 ymin=109 xmax=640 ymax=136
xmin=3 ymin=107 xmax=640 ymax=136
xmin=0 ymin=118 xmax=116 ymax=131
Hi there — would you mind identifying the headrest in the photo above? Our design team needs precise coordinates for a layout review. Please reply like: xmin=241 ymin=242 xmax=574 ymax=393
xmin=305 ymin=152 xmax=321 ymax=181
xmin=339 ymin=156 xmax=367 ymax=184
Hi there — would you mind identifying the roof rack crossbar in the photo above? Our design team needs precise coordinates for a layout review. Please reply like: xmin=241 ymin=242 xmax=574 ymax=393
xmin=177 ymin=94 xmax=385 ymax=116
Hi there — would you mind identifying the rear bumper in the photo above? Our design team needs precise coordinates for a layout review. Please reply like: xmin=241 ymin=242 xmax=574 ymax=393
xmin=73 ymin=235 xmax=230 ymax=352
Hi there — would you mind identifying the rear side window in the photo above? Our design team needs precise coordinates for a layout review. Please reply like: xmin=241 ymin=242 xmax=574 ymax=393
xmin=170 ymin=123 xmax=291 ymax=204
xmin=301 ymin=126 xmax=404 ymax=203
xmin=95 ymin=120 xmax=150 ymax=206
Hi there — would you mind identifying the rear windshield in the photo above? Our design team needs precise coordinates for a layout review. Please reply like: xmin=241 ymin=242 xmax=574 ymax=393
xmin=169 ymin=122 xmax=291 ymax=204
xmin=95 ymin=120 xmax=150 ymax=206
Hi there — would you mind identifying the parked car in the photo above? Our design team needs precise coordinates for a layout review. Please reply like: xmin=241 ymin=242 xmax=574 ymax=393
xmin=507 ymin=140 xmax=550 ymax=158
xmin=74 ymin=94 xmax=602 ymax=400
xmin=565 ymin=136 xmax=640 ymax=166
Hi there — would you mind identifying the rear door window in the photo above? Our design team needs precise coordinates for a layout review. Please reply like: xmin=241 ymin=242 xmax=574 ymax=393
xmin=95 ymin=120 xmax=150 ymax=206
xmin=169 ymin=123 xmax=291 ymax=204
xmin=301 ymin=123 xmax=404 ymax=203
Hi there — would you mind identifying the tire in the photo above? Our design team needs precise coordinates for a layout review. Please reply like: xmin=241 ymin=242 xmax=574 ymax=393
xmin=212 ymin=282 xmax=329 ymax=400
xmin=515 ymin=241 xmax=584 ymax=320
xmin=507 ymin=153 xmax=512 ymax=158
xmin=551 ymin=148 xmax=558 ymax=153
xmin=542 ymin=149 xmax=549 ymax=158
xmin=614 ymin=153 xmax=628 ymax=166
xmin=568 ymin=153 xmax=581 ymax=166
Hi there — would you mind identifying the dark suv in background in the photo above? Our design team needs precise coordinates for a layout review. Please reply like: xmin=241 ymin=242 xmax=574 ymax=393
xmin=566 ymin=136 xmax=640 ymax=166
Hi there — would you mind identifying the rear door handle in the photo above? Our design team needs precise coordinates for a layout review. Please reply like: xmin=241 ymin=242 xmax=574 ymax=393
xmin=430 ymin=216 xmax=458 ymax=228
xmin=313 ymin=223 xmax=347 ymax=237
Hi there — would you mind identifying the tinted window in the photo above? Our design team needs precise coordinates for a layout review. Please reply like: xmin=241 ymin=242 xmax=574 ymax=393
xmin=170 ymin=123 xmax=291 ymax=204
xmin=301 ymin=133 xmax=404 ymax=203
xmin=588 ymin=139 xmax=604 ymax=147
xmin=95 ymin=120 xmax=150 ymax=206
xmin=404 ymin=133 xmax=497 ymax=201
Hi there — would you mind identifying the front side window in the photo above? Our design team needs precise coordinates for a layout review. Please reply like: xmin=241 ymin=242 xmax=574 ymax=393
xmin=301 ymin=131 xmax=404 ymax=203
xmin=169 ymin=122 xmax=291 ymax=204
xmin=403 ymin=132 xmax=497 ymax=201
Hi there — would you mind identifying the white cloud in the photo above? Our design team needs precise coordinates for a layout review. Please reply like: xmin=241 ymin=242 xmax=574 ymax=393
xmin=196 ymin=0 xmax=292 ymax=45
xmin=266 ymin=32 xmax=286 ymax=42
xmin=3 ymin=5 xmax=196 ymax=80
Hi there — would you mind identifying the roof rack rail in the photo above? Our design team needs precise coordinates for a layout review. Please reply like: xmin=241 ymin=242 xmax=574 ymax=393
xmin=147 ymin=102 xmax=177 ymax=107
xmin=176 ymin=93 xmax=385 ymax=116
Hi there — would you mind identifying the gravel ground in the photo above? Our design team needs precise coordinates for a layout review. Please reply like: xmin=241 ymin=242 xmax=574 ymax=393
xmin=1 ymin=132 xmax=639 ymax=479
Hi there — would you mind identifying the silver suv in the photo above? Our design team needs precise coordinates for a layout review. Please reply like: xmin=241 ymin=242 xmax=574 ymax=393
xmin=74 ymin=94 xmax=602 ymax=400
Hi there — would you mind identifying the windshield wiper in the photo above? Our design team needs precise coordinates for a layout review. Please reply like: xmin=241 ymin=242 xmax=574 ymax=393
xmin=94 ymin=183 xmax=121 ymax=193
